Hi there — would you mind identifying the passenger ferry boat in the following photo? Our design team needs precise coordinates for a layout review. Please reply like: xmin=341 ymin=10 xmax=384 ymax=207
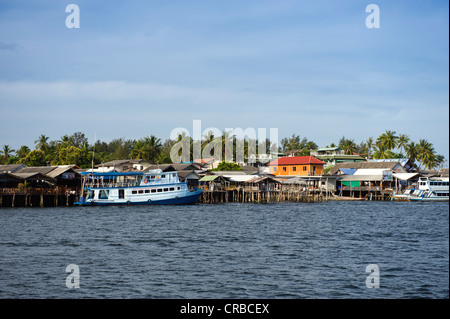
xmin=75 ymin=169 xmax=203 ymax=206
xmin=392 ymin=177 xmax=449 ymax=202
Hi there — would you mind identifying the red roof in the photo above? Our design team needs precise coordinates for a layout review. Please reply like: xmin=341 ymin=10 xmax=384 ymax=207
xmin=268 ymin=156 xmax=325 ymax=166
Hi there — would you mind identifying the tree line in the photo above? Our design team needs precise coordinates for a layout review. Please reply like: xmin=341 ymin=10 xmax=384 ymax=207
xmin=0 ymin=130 xmax=446 ymax=170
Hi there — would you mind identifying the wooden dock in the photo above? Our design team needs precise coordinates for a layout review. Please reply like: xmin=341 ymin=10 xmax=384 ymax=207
xmin=199 ymin=189 xmax=328 ymax=204
xmin=0 ymin=188 xmax=78 ymax=208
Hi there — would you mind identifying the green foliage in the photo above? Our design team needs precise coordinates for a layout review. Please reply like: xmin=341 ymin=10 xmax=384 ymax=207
xmin=18 ymin=150 xmax=46 ymax=166
xmin=212 ymin=161 xmax=242 ymax=171
xmin=3 ymin=129 xmax=446 ymax=170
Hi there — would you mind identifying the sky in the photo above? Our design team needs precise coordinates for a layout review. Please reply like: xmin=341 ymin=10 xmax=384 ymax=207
xmin=0 ymin=0 xmax=448 ymax=161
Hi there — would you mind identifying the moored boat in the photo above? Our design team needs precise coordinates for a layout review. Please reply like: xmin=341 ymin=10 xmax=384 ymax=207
xmin=74 ymin=169 xmax=202 ymax=206
xmin=392 ymin=177 xmax=449 ymax=202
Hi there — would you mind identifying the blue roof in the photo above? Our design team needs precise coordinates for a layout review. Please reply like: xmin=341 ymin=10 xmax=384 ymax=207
xmin=339 ymin=168 xmax=357 ymax=175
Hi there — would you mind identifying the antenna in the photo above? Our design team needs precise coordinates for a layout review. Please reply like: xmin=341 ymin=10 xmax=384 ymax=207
xmin=91 ymin=132 xmax=96 ymax=173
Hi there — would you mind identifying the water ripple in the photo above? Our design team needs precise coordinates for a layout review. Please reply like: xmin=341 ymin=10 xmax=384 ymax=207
xmin=0 ymin=202 xmax=448 ymax=298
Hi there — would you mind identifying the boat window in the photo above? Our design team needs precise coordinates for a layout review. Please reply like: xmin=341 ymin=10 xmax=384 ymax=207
xmin=169 ymin=187 xmax=174 ymax=191
xmin=132 ymin=190 xmax=137 ymax=194
xmin=151 ymin=189 xmax=156 ymax=193
xmin=138 ymin=190 xmax=144 ymax=194
xmin=157 ymin=189 xmax=162 ymax=193
xmin=163 ymin=188 xmax=169 ymax=192
xmin=145 ymin=189 xmax=150 ymax=193
xmin=172 ymin=173 xmax=176 ymax=177
xmin=161 ymin=175 xmax=166 ymax=178
xmin=150 ymin=175 xmax=155 ymax=179
xmin=87 ymin=190 xmax=94 ymax=199
xmin=99 ymin=190 xmax=109 ymax=199
xmin=177 ymin=187 xmax=181 ymax=190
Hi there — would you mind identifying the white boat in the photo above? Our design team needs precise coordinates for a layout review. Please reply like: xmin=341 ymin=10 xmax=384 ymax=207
xmin=75 ymin=169 xmax=203 ymax=206
xmin=393 ymin=177 xmax=449 ymax=202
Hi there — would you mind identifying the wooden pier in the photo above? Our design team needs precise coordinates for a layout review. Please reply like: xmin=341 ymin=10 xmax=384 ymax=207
xmin=199 ymin=189 xmax=328 ymax=204
xmin=0 ymin=188 xmax=78 ymax=208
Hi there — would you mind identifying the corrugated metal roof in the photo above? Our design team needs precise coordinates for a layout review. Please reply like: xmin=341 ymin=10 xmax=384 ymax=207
xmin=339 ymin=175 xmax=383 ymax=181
xmin=329 ymin=162 xmax=403 ymax=175
xmin=0 ymin=164 xmax=26 ymax=173
xmin=12 ymin=172 xmax=56 ymax=181
xmin=339 ymin=168 xmax=357 ymax=175
xmin=392 ymin=173 xmax=419 ymax=181
xmin=226 ymin=175 xmax=255 ymax=182
xmin=245 ymin=176 xmax=281 ymax=184
xmin=199 ymin=175 xmax=221 ymax=182
xmin=46 ymin=165 xmax=79 ymax=178
xmin=353 ymin=169 xmax=388 ymax=176
xmin=15 ymin=166 xmax=55 ymax=175
xmin=177 ymin=170 xmax=199 ymax=179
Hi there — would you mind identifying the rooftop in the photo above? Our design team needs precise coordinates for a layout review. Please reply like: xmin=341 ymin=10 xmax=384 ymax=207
xmin=268 ymin=156 xmax=325 ymax=166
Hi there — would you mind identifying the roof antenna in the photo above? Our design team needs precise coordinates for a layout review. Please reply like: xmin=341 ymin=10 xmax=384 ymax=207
xmin=91 ymin=132 xmax=96 ymax=174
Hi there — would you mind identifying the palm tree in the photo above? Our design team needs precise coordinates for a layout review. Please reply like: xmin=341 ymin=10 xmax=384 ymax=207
xmin=145 ymin=135 xmax=162 ymax=163
xmin=376 ymin=130 xmax=398 ymax=150
xmin=405 ymin=141 xmax=418 ymax=164
xmin=397 ymin=134 xmax=410 ymax=155
xmin=16 ymin=145 xmax=31 ymax=161
xmin=366 ymin=137 xmax=374 ymax=159
xmin=339 ymin=138 xmax=357 ymax=155
xmin=34 ymin=135 xmax=49 ymax=152
xmin=417 ymin=139 xmax=436 ymax=169
xmin=1 ymin=145 xmax=15 ymax=164
xmin=372 ymin=144 xmax=389 ymax=159
xmin=435 ymin=155 xmax=446 ymax=169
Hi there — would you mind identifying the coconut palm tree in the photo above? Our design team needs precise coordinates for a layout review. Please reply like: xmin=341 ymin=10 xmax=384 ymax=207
xmin=405 ymin=141 xmax=418 ymax=164
xmin=145 ymin=135 xmax=162 ymax=163
xmin=339 ymin=138 xmax=357 ymax=155
xmin=372 ymin=144 xmax=389 ymax=159
xmin=16 ymin=145 xmax=31 ymax=161
xmin=417 ymin=139 xmax=436 ymax=169
xmin=366 ymin=137 xmax=374 ymax=159
xmin=0 ymin=145 xmax=15 ymax=164
xmin=34 ymin=134 xmax=50 ymax=153
xmin=376 ymin=130 xmax=398 ymax=150
xmin=397 ymin=134 xmax=410 ymax=155
xmin=435 ymin=155 xmax=446 ymax=170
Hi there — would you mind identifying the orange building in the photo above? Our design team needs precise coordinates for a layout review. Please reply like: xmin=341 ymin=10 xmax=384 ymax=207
xmin=268 ymin=156 xmax=326 ymax=176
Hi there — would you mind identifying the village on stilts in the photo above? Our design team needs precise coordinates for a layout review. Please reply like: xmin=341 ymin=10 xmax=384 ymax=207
xmin=1 ymin=142 xmax=448 ymax=207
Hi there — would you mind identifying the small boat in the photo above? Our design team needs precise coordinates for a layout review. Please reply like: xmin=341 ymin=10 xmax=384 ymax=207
xmin=74 ymin=169 xmax=202 ymax=206
xmin=392 ymin=177 xmax=449 ymax=202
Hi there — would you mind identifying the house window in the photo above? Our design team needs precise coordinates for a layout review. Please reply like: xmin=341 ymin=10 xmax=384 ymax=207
xmin=273 ymin=167 xmax=277 ymax=172
xmin=293 ymin=167 xmax=297 ymax=171
xmin=303 ymin=166 xmax=307 ymax=171
xmin=282 ymin=167 xmax=287 ymax=172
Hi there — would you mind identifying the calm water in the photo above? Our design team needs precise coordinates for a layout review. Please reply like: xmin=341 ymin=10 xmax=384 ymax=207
xmin=0 ymin=202 xmax=448 ymax=299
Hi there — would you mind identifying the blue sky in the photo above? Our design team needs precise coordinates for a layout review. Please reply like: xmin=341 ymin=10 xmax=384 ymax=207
xmin=0 ymin=0 xmax=448 ymax=161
